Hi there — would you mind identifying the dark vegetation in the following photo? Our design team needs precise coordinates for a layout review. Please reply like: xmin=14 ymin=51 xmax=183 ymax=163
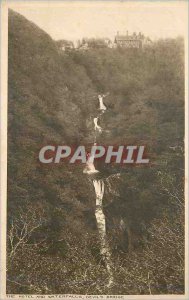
xmin=7 ymin=9 xmax=184 ymax=294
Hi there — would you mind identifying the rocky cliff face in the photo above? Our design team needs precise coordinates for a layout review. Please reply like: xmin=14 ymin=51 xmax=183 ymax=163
xmin=7 ymin=9 xmax=184 ymax=294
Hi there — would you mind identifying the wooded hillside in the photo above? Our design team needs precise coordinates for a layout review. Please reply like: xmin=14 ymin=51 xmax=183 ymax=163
xmin=7 ymin=9 xmax=184 ymax=294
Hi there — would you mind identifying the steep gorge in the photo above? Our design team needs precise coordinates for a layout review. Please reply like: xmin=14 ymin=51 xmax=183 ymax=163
xmin=7 ymin=9 xmax=184 ymax=294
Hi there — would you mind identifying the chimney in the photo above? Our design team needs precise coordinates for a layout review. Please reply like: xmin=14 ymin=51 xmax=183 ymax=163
xmin=126 ymin=30 xmax=128 ymax=36
xmin=117 ymin=31 xmax=119 ymax=36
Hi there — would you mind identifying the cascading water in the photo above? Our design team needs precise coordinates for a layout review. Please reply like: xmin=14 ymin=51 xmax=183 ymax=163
xmin=94 ymin=117 xmax=102 ymax=133
xmin=83 ymin=154 xmax=99 ymax=174
xmin=83 ymin=94 xmax=113 ymax=287
xmin=93 ymin=180 xmax=105 ymax=234
xmin=93 ymin=179 xmax=113 ymax=287
xmin=98 ymin=94 xmax=107 ymax=111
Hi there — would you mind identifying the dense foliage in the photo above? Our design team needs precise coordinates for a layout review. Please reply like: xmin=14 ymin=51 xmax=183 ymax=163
xmin=7 ymin=10 xmax=184 ymax=294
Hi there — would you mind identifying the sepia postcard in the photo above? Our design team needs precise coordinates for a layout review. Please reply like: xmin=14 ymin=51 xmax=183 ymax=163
xmin=0 ymin=0 xmax=188 ymax=299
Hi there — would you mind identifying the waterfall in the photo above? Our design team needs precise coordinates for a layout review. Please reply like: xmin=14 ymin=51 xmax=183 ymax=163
xmin=83 ymin=92 xmax=113 ymax=287
xmin=98 ymin=94 xmax=107 ymax=111
xmin=83 ymin=159 xmax=99 ymax=174
xmin=93 ymin=179 xmax=113 ymax=287
xmin=93 ymin=180 xmax=105 ymax=233
xmin=83 ymin=148 xmax=99 ymax=174
xmin=94 ymin=117 xmax=102 ymax=133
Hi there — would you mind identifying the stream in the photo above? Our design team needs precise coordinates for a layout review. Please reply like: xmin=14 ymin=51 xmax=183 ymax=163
xmin=83 ymin=94 xmax=113 ymax=287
